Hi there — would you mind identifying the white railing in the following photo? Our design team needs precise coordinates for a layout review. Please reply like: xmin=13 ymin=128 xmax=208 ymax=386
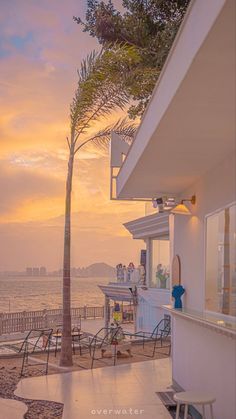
xmin=0 ymin=306 xmax=104 ymax=336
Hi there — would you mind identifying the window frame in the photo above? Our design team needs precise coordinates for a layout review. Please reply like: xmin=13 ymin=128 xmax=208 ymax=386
xmin=204 ymin=200 xmax=236 ymax=319
xmin=149 ymin=236 xmax=170 ymax=290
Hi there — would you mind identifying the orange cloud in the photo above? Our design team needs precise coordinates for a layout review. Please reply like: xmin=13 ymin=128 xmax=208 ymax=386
xmin=0 ymin=0 xmax=143 ymax=269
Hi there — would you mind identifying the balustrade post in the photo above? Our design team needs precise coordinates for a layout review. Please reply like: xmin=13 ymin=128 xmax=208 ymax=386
xmin=83 ymin=305 xmax=87 ymax=320
xmin=43 ymin=309 xmax=48 ymax=328
xmin=21 ymin=311 xmax=26 ymax=332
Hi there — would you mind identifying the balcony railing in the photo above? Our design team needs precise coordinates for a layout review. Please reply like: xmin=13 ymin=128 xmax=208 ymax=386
xmin=0 ymin=306 xmax=104 ymax=335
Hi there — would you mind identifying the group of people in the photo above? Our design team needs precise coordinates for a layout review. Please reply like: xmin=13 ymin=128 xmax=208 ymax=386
xmin=116 ymin=262 xmax=146 ymax=284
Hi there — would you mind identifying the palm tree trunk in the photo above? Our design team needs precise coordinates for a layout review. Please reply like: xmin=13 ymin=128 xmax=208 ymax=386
xmin=60 ymin=143 xmax=75 ymax=366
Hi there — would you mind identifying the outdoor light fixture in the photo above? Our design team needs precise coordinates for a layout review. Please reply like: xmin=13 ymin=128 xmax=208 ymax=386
xmin=152 ymin=197 xmax=163 ymax=208
xmin=152 ymin=197 xmax=164 ymax=212
xmin=171 ymin=195 xmax=196 ymax=215
xmin=164 ymin=197 xmax=176 ymax=211
xmin=152 ymin=197 xmax=177 ymax=213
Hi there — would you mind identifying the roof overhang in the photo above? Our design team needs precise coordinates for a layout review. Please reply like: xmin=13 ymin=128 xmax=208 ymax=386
xmin=98 ymin=283 xmax=135 ymax=302
xmin=116 ymin=0 xmax=236 ymax=199
xmin=124 ymin=212 xmax=169 ymax=240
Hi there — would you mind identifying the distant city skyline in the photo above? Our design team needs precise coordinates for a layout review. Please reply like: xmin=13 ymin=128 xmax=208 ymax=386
xmin=0 ymin=257 xmax=144 ymax=274
xmin=0 ymin=261 xmax=119 ymax=278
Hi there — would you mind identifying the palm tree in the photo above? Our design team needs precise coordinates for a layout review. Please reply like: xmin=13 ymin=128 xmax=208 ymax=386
xmin=60 ymin=46 xmax=138 ymax=366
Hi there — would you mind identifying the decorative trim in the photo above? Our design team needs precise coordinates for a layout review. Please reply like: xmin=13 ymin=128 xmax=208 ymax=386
xmin=124 ymin=212 xmax=169 ymax=239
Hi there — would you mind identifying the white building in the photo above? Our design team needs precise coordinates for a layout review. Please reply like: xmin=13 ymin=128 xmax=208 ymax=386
xmin=123 ymin=212 xmax=171 ymax=332
xmin=110 ymin=0 xmax=236 ymax=418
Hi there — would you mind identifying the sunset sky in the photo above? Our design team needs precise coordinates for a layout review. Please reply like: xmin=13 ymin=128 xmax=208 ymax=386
xmin=0 ymin=0 xmax=144 ymax=271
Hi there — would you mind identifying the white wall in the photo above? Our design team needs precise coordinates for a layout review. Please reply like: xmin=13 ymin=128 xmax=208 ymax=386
xmin=172 ymin=151 xmax=236 ymax=311
xmin=137 ymin=288 xmax=170 ymax=333
xmin=173 ymin=317 xmax=236 ymax=419
xmin=171 ymin=152 xmax=236 ymax=419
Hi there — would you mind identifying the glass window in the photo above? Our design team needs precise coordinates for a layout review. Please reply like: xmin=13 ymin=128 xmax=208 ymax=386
xmin=150 ymin=239 xmax=170 ymax=289
xmin=205 ymin=203 xmax=236 ymax=316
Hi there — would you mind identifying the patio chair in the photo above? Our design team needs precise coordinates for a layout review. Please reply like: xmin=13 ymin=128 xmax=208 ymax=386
xmin=19 ymin=328 xmax=53 ymax=376
xmin=123 ymin=317 xmax=171 ymax=357
xmin=90 ymin=326 xmax=124 ymax=368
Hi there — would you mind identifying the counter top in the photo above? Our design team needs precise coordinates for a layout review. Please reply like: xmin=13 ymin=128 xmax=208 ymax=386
xmin=163 ymin=305 xmax=236 ymax=339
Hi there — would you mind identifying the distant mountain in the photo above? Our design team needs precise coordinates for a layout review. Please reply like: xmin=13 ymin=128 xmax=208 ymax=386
xmin=86 ymin=263 xmax=116 ymax=278
xmin=73 ymin=263 xmax=116 ymax=278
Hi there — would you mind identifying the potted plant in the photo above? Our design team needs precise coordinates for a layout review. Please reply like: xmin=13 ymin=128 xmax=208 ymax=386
xmin=156 ymin=264 xmax=169 ymax=289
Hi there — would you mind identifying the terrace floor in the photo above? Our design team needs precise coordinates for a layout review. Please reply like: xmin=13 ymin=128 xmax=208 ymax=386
xmin=15 ymin=358 xmax=172 ymax=419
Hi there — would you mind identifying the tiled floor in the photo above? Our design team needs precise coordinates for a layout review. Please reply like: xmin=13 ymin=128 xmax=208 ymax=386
xmin=15 ymin=358 xmax=172 ymax=419
xmin=0 ymin=398 xmax=28 ymax=419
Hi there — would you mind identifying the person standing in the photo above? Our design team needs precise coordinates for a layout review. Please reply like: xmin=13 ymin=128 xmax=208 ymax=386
xmin=127 ymin=262 xmax=135 ymax=282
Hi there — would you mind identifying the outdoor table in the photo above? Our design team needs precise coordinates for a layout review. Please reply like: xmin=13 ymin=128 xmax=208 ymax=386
xmin=52 ymin=330 xmax=84 ymax=356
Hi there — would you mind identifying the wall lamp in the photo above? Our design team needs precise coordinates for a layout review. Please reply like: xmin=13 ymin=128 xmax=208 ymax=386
xmin=171 ymin=195 xmax=196 ymax=215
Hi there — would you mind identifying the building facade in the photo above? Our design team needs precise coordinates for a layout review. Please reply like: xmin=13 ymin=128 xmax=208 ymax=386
xmin=110 ymin=0 xmax=236 ymax=417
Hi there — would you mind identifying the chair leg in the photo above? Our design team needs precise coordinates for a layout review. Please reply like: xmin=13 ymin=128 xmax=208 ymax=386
xmin=152 ymin=336 xmax=158 ymax=357
xmin=183 ymin=404 xmax=188 ymax=419
xmin=79 ymin=336 xmax=83 ymax=355
xmin=46 ymin=339 xmax=50 ymax=375
xmin=175 ymin=402 xmax=180 ymax=419
xmin=55 ymin=336 xmax=58 ymax=357
xmin=20 ymin=351 xmax=26 ymax=377
xmin=114 ymin=345 xmax=117 ymax=366
xmin=202 ymin=404 xmax=206 ymax=419
xmin=210 ymin=403 xmax=214 ymax=419
xmin=91 ymin=345 xmax=96 ymax=369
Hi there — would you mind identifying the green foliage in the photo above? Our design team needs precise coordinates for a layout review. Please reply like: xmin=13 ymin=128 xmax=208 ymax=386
xmin=70 ymin=45 xmax=139 ymax=153
xmin=74 ymin=118 xmax=137 ymax=154
xmin=74 ymin=0 xmax=190 ymax=118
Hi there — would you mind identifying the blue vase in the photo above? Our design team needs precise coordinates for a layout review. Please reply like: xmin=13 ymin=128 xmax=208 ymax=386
xmin=172 ymin=285 xmax=185 ymax=309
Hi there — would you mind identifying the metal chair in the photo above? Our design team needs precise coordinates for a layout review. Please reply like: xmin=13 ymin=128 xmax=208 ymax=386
xmin=19 ymin=328 xmax=53 ymax=376
xmin=90 ymin=326 xmax=124 ymax=368
xmin=123 ymin=317 xmax=171 ymax=357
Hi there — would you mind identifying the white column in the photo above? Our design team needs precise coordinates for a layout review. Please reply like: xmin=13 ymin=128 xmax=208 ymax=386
xmin=133 ymin=302 xmax=137 ymax=334
xmin=169 ymin=214 xmax=175 ymax=290
xmin=145 ymin=238 xmax=152 ymax=288
xmin=104 ymin=296 xmax=110 ymax=328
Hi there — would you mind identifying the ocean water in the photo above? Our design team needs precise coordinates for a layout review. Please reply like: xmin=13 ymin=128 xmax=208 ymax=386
xmin=0 ymin=276 xmax=111 ymax=313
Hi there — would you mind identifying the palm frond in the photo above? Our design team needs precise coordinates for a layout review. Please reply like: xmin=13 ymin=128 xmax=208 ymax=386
xmin=78 ymin=49 xmax=100 ymax=83
xmin=70 ymin=44 xmax=140 ymax=137
xmin=74 ymin=118 xmax=138 ymax=154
